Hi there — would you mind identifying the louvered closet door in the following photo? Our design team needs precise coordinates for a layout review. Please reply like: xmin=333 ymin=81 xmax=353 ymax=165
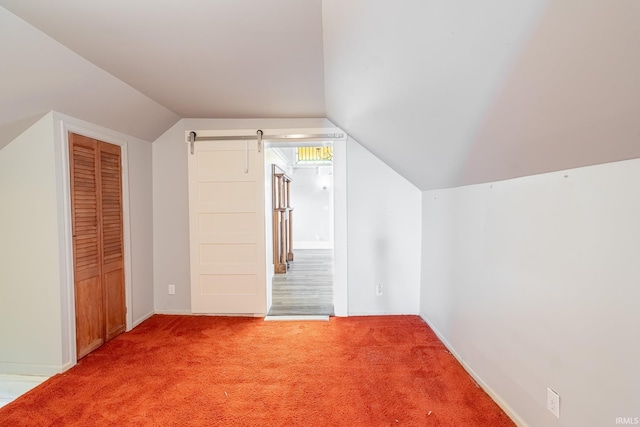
xmin=69 ymin=133 xmax=125 ymax=359
xmin=99 ymin=142 xmax=126 ymax=340
xmin=69 ymin=134 xmax=103 ymax=358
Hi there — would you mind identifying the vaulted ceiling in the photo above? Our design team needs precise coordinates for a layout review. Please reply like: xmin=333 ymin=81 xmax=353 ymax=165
xmin=1 ymin=1 xmax=639 ymax=190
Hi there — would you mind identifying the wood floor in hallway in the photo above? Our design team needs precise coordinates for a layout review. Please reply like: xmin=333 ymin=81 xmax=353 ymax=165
xmin=268 ymin=249 xmax=334 ymax=316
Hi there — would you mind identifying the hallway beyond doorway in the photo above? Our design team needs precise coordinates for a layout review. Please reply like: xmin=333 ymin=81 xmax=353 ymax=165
xmin=268 ymin=249 xmax=334 ymax=316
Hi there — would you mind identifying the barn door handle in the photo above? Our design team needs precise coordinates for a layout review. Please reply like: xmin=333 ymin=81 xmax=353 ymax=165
xmin=244 ymin=140 xmax=249 ymax=174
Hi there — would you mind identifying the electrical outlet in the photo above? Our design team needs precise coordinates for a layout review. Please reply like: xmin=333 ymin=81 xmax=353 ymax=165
xmin=547 ymin=387 xmax=560 ymax=418
xmin=168 ymin=285 xmax=176 ymax=295
xmin=376 ymin=284 xmax=383 ymax=296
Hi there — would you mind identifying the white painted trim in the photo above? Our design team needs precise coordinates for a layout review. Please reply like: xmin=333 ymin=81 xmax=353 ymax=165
xmin=59 ymin=359 xmax=74 ymax=373
xmin=271 ymin=147 xmax=291 ymax=167
xmin=156 ymin=311 xmax=265 ymax=317
xmin=50 ymin=112 xmax=74 ymax=372
xmin=264 ymin=315 xmax=329 ymax=321
xmin=349 ymin=311 xmax=420 ymax=316
xmin=132 ymin=311 xmax=155 ymax=328
xmin=0 ymin=363 xmax=66 ymax=377
xmin=420 ymin=314 xmax=528 ymax=427
xmin=191 ymin=127 xmax=348 ymax=317
xmin=333 ymin=138 xmax=348 ymax=316
xmin=0 ymin=374 xmax=49 ymax=408
xmin=0 ymin=375 xmax=49 ymax=388
xmin=153 ymin=310 xmax=195 ymax=315
xmin=293 ymin=241 xmax=334 ymax=250
xmin=53 ymin=112 xmax=136 ymax=371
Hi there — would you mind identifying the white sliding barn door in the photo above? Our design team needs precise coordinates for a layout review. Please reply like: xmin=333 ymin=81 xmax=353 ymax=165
xmin=188 ymin=139 xmax=266 ymax=314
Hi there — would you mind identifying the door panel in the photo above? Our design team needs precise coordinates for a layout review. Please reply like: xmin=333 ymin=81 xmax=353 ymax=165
xmin=103 ymin=267 xmax=125 ymax=340
xmin=200 ymin=274 xmax=258 ymax=295
xmin=99 ymin=142 xmax=126 ymax=340
xmin=189 ymin=139 xmax=266 ymax=314
xmin=75 ymin=276 xmax=104 ymax=359
xmin=69 ymin=132 xmax=125 ymax=358
xmin=69 ymin=134 xmax=103 ymax=358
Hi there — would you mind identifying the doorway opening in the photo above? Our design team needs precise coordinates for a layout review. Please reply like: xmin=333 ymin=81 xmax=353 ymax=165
xmin=265 ymin=143 xmax=335 ymax=316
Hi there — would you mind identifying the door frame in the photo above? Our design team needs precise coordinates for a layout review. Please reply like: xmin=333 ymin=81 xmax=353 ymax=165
xmin=54 ymin=113 xmax=133 ymax=370
xmin=186 ymin=128 xmax=348 ymax=317
xmin=261 ymin=130 xmax=348 ymax=316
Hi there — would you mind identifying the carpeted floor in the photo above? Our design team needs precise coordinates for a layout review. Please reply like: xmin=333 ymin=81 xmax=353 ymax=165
xmin=0 ymin=315 xmax=514 ymax=426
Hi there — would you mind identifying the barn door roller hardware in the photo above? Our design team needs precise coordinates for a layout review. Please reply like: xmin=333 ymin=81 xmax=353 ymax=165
xmin=187 ymin=130 xmax=344 ymax=154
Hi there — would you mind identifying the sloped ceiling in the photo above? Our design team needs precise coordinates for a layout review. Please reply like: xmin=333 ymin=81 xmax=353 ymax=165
xmin=0 ymin=0 xmax=324 ymax=146
xmin=0 ymin=6 xmax=180 ymax=147
xmin=2 ymin=1 xmax=639 ymax=190
xmin=324 ymin=0 xmax=640 ymax=189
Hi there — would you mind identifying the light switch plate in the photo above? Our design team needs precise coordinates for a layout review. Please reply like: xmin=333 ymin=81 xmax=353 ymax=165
xmin=547 ymin=387 xmax=560 ymax=418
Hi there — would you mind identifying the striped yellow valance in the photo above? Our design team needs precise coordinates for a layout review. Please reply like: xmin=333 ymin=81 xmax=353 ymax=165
xmin=297 ymin=147 xmax=333 ymax=163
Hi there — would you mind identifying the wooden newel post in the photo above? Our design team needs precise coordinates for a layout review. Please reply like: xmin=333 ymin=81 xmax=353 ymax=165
xmin=285 ymin=179 xmax=294 ymax=262
xmin=272 ymin=165 xmax=294 ymax=273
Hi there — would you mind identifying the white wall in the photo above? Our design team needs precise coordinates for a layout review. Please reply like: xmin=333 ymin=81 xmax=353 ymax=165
xmin=420 ymin=159 xmax=640 ymax=426
xmin=152 ymin=118 xmax=336 ymax=314
xmin=116 ymin=127 xmax=154 ymax=325
xmin=53 ymin=113 xmax=156 ymax=333
xmin=0 ymin=113 xmax=63 ymax=375
xmin=324 ymin=1 xmax=640 ymax=191
xmin=332 ymin=140 xmax=348 ymax=316
xmin=152 ymin=120 xmax=191 ymax=313
xmin=346 ymin=139 xmax=422 ymax=315
xmin=0 ymin=111 xmax=156 ymax=375
xmin=152 ymin=120 xmax=421 ymax=317
xmin=292 ymin=166 xmax=333 ymax=249
xmin=0 ymin=6 xmax=179 ymax=149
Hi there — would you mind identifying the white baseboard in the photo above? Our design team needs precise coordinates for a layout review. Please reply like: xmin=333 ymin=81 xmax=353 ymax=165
xmin=0 ymin=374 xmax=49 ymax=408
xmin=293 ymin=241 xmax=333 ymax=249
xmin=59 ymin=359 xmax=74 ymax=373
xmin=153 ymin=309 xmax=193 ymax=315
xmin=348 ymin=310 xmax=420 ymax=317
xmin=0 ymin=362 xmax=62 ymax=377
xmin=132 ymin=310 xmax=155 ymax=328
xmin=264 ymin=315 xmax=329 ymax=321
xmin=154 ymin=311 xmax=266 ymax=317
xmin=419 ymin=314 xmax=528 ymax=427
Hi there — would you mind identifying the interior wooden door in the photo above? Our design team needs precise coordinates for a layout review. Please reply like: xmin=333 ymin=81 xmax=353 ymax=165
xmin=69 ymin=133 xmax=125 ymax=359
xmin=99 ymin=142 xmax=126 ymax=340
xmin=69 ymin=134 xmax=103 ymax=358
xmin=188 ymin=139 xmax=266 ymax=314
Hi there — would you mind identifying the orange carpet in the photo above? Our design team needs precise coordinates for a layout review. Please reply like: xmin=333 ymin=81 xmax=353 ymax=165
xmin=0 ymin=315 xmax=514 ymax=426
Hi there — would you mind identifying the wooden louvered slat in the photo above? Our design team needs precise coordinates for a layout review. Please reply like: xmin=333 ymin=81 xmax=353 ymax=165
xmin=76 ymin=241 xmax=98 ymax=250
xmin=76 ymin=255 xmax=99 ymax=265
xmin=75 ymin=225 xmax=98 ymax=232
xmin=76 ymin=239 xmax=97 ymax=246
xmin=76 ymin=250 xmax=98 ymax=258
xmin=101 ymin=147 xmax=123 ymax=261
xmin=76 ymin=255 xmax=99 ymax=267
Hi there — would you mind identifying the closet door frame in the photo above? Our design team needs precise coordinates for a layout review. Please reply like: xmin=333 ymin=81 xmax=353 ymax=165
xmin=57 ymin=118 xmax=133 ymax=368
